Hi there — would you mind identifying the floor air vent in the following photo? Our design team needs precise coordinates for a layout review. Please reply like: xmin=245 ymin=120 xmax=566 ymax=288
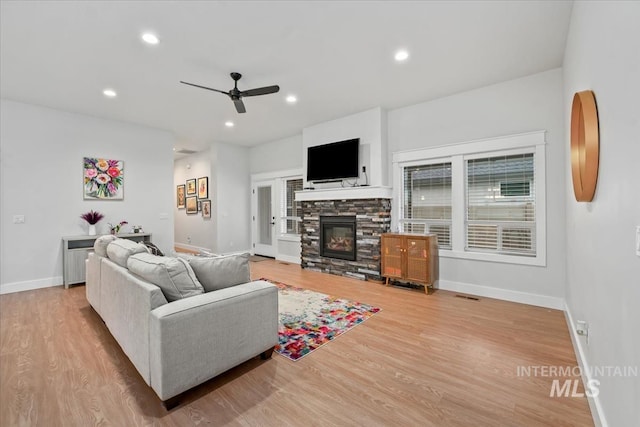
xmin=455 ymin=294 xmax=480 ymax=301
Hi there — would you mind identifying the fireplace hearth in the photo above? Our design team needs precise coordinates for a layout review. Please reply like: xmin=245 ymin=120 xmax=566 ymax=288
xmin=320 ymin=216 xmax=356 ymax=261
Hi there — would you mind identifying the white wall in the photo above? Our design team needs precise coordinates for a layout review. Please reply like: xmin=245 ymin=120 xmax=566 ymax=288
xmin=211 ymin=142 xmax=251 ymax=254
xmin=249 ymin=134 xmax=302 ymax=174
xmin=563 ymin=2 xmax=640 ymax=426
xmin=174 ymin=152 xmax=214 ymax=251
xmin=303 ymin=107 xmax=387 ymax=188
xmin=0 ymin=99 xmax=175 ymax=293
xmin=388 ymin=69 xmax=566 ymax=305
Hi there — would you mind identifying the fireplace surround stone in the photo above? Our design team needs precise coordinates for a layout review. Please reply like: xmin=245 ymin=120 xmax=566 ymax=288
xmin=300 ymin=198 xmax=391 ymax=281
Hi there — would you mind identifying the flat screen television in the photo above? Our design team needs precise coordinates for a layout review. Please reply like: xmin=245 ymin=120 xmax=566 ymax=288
xmin=307 ymin=138 xmax=359 ymax=182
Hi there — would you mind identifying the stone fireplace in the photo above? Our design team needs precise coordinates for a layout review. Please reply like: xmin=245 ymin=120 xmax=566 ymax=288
xmin=297 ymin=188 xmax=392 ymax=281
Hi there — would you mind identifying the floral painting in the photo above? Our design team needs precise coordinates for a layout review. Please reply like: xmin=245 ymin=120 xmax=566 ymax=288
xmin=84 ymin=157 xmax=124 ymax=200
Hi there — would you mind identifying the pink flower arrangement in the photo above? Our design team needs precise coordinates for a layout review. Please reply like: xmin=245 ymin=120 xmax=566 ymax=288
xmin=109 ymin=220 xmax=128 ymax=234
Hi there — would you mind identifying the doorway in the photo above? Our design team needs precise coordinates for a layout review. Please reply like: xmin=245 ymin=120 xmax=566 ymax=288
xmin=252 ymin=180 xmax=277 ymax=257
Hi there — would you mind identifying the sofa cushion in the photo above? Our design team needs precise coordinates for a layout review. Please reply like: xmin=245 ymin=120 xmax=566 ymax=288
xmin=128 ymin=253 xmax=204 ymax=302
xmin=94 ymin=235 xmax=118 ymax=257
xmin=106 ymin=238 xmax=147 ymax=267
xmin=188 ymin=252 xmax=250 ymax=292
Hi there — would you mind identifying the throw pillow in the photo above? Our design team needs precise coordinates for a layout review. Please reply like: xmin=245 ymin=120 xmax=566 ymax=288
xmin=188 ymin=252 xmax=250 ymax=292
xmin=139 ymin=241 xmax=164 ymax=256
xmin=127 ymin=253 xmax=204 ymax=302
xmin=94 ymin=235 xmax=118 ymax=257
xmin=106 ymin=238 xmax=147 ymax=268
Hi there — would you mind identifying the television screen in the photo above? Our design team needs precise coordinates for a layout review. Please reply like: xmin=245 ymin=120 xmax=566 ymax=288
xmin=307 ymin=138 xmax=359 ymax=182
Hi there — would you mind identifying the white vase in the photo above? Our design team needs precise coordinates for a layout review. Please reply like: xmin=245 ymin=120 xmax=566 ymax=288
xmin=88 ymin=224 xmax=96 ymax=236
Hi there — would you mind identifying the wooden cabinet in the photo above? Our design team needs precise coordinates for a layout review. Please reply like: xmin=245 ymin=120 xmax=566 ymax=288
xmin=62 ymin=233 xmax=151 ymax=289
xmin=381 ymin=233 xmax=438 ymax=294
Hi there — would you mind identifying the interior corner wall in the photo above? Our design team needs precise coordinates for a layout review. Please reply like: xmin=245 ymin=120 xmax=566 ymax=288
xmin=0 ymin=99 xmax=175 ymax=293
xmin=387 ymin=69 xmax=566 ymax=304
xmin=211 ymin=142 xmax=251 ymax=254
xmin=563 ymin=2 xmax=640 ymax=426
xmin=174 ymin=152 xmax=214 ymax=252
xmin=249 ymin=134 xmax=303 ymax=174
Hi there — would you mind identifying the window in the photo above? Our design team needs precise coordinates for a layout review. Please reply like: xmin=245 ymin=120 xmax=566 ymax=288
xmin=400 ymin=162 xmax=452 ymax=249
xmin=393 ymin=131 xmax=546 ymax=266
xmin=280 ymin=178 xmax=303 ymax=235
xmin=466 ymin=153 xmax=535 ymax=256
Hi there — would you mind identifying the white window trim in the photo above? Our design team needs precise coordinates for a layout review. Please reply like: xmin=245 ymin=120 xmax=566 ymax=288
xmin=392 ymin=131 xmax=546 ymax=267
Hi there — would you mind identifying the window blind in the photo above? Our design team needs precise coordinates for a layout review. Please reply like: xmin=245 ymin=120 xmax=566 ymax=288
xmin=401 ymin=162 xmax=452 ymax=249
xmin=280 ymin=178 xmax=303 ymax=235
xmin=466 ymin=153 xmax=535 ymax=255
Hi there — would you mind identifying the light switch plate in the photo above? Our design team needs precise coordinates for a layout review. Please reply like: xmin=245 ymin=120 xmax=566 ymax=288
xmin=13 ymin=215 xmax=25 ymax=224
xmin=636 ymin=226 xmax=640 ymax=256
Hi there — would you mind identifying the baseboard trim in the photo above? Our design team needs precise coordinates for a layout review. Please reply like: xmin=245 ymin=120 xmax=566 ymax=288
xmin=276 ymin=254 xmax=301 ymax=265
xmin=0 ymin=276 xmax=63 ymax=295
xmin=564 ymin=303 xmax=608 ymax=427
xmin=437 ymin=279 xmax=564 ymax=309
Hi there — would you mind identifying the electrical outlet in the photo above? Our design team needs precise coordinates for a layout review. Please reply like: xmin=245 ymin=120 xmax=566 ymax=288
xmin=636 ymin=226 xmax=640 ymax=256
xmin=576 ymin=320 xmax=589 ymax=344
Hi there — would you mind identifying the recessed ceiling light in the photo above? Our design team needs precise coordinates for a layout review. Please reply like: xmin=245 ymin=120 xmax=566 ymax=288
xmin=394 ymin=49 xmax=409 ymax=62
xmin=286 ymin=95 xmax=297 ymax=104
xmin=103 ymin=89 xmax=117 ymax=98
xmin=142 ymin=33 xmax=159 ymax=45
xmin=225 ymin=121 xmax=234 ymax=127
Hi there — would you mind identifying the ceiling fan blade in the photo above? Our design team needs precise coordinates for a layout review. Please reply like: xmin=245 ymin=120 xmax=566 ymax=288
xmin=233 ymin=98 xmax=246 ymax=114
xmin=240 ymin=85 xmax=280 ymax=97
xmin=180 ymin=81 xmax=229 ymax=96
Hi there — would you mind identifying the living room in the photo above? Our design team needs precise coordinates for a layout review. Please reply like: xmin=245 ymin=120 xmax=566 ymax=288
xmin=1 ymin=1 xmax=638 ymax=426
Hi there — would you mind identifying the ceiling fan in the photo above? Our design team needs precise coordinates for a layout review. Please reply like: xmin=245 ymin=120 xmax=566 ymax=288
xmin=180 ymin=72 xmax=280 ymax=114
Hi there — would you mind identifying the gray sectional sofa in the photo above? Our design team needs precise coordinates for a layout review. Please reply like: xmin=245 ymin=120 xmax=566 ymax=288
xmin=85 ymin=236 xmax=278 ymax=407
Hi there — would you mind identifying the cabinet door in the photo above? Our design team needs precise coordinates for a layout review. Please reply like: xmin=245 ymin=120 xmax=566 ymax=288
xmin=381 ymin=235 xmax=404 ymax=279
xmin=66 ymin=249 xmax=90 ymax=285
xmin=405 ymin=237 xmax=430 ymax=284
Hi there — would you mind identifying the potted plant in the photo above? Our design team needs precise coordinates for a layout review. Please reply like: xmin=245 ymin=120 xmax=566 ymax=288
xmin=80 ymin=210 xmax=104 ymax=236
xmin=109 ymin=220 xmax=128 ymax=235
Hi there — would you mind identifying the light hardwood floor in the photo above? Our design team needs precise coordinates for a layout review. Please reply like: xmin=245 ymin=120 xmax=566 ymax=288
xmin=0 ymin=260 xmax=593 ymax=426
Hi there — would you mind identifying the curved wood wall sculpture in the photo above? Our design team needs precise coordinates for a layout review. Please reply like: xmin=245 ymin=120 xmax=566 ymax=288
xmin=570 ymin=90 xmax=600 ymax=202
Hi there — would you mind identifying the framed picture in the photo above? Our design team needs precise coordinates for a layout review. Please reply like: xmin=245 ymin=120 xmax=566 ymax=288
xmin=186 ymin=196 xmax=198 ymax=214
xmin=176 ymin=184 xmax=186 ymax=209
xmin=201 ymin=200 xmax=211 ymax=219
xmin=197 ymin=176 xmax=208 ymax=199
xmin=83 ymin=157 xmax=124 ymax=200
xmin=186 ymin=179 xmax=196 ymax=195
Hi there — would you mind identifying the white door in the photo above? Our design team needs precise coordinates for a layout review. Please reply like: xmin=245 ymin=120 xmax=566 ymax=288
xmin=252 ymin=180 xmax=277 ymax=257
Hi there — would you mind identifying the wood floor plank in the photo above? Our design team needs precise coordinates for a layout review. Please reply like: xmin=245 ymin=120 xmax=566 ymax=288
xmin=0 ymin=261 xmax=593 ymax=426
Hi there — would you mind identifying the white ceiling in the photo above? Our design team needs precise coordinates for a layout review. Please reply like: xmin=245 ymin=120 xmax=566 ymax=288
xmin=0 ymin=1 xmax=573 ymax=152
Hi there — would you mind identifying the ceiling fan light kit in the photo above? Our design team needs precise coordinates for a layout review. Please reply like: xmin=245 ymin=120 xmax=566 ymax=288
xmin=570 ymin=90 xmax=600 ymax=202
xmin=180 ymin=72 xmax=280 ymax=114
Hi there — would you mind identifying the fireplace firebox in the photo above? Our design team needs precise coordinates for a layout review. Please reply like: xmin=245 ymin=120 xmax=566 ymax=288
xmin=320 ymin=216 xmax=357 ymax=261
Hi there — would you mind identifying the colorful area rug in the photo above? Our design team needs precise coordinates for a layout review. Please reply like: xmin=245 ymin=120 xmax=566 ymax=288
xmin=261 ymin=279 xmax=381 ymax=361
